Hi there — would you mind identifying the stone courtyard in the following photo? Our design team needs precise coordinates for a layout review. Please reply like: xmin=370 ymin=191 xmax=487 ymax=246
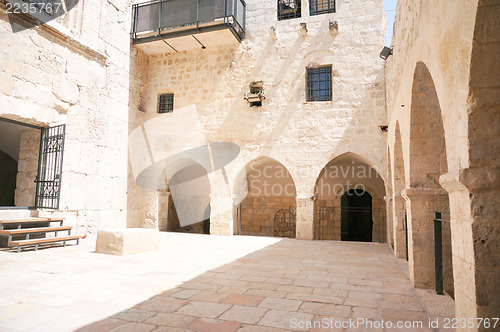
xmin=0 ymin=233 xmax=454 ymax=331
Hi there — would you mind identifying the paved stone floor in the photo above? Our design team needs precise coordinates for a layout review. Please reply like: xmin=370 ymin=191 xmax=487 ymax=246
xmin=0 ymin=233 xmax=454 ymax=331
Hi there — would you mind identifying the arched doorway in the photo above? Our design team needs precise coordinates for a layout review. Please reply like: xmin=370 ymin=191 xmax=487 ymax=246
xmin=407 ymin=62 xmax=452 ymax=294
xmin=314 ymin=153 xmax=386 ymax=242
xmin=341 ymin=189 xmax=373 ymax=242
xmin=234 ymin=157 xmax=297 ymax=238
xmin=159 ymin=160 xmax=212 ymax=234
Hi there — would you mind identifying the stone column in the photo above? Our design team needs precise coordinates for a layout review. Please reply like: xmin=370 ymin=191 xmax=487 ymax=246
xmin=296 ymin=197 xmax=314 ymax=240
xmin=392 ymin=192 xmax=407 ymax=259
xmin=208 ymin=170 xmax=233 ymax=236
xmin=402 ymin=188 xmax=449 ymax=288
xmin=384 ymin=196 xmax=394 ymax=247
xmin=157 ymin=190 xmax=170 ymax=231
xmin=441 ymin=168 xmax=500 ymax=329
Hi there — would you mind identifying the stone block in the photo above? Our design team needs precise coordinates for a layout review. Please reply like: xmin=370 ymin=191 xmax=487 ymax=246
xmin=95 ymin=228 xmax=160 ymax=255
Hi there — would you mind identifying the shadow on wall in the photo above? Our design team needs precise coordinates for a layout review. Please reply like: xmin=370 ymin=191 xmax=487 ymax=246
xmin=0 ymin=150 xmax=17 ymax=206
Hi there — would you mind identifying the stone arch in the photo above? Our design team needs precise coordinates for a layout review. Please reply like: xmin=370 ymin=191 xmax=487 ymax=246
xmin=233 ymin=156 xmax=297 ymax=238
xmin=451 ymin=0 xmax=500 ymax=320
xmin=158 ymin=159 xmax=212 ymax=234
xmin=313 ymin=152 xmax=386 ymax=242
xmin=406 ymin=61 xmax=452 ymax=291
xmin=228 ymin=149 xmax=300 ymax=198
xmin=310 ymin=143 xmax=387 ymax=198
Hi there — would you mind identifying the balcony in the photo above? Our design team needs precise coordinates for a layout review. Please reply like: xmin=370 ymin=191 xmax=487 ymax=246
xmin=132 ymin=0 xmax=246 ymax=54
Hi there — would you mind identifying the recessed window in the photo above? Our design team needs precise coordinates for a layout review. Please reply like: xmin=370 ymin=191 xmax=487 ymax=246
xmin=307 ymin=66 xmax=332 ymax=102
xmin=310 ymin=0 xmax=336 ymax=16
xmin=158 ymin=93 xmax=174 ymax=113
xmin=278 ymin=0 xmax=301 ymax=21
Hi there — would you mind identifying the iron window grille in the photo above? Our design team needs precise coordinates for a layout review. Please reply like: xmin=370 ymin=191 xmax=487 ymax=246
xmin=278 ymin=0 xmax=301 ymax=20
xmin=307 ymin=66 xmax=332 ymax=102
xmin=158 ymin=93 xmax=174 ymax=113
xmin=35 ymin=124 xmax=66 ymax=209
xmin=309 ymin=0 xmax=335 ymax=15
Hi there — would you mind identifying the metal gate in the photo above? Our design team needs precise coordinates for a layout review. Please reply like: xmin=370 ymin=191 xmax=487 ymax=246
xmin=35 ymin=124 xmax=66 ymax=209
xmin=236 ymin=204 xmax=296 ymax=238
xmin=315 ymin=206 xmax=386 ymax=243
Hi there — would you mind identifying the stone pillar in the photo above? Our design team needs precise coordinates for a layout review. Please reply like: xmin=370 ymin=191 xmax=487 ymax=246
xmin=157 ymin=190 xmax=169 ymax=231
xmin=392 ymin=193 xmax=407 ymax=259
xmin=441 ymin=168 xmax=500 ymax=329
xmin=384 ymin=196 xmax=394 ymax=247
xmin=296 ymin=197 xmax=314 ymax=240
xmin=208 ymin=170 xmax=233 ymax=236
xmin=402 ymin=188 xmax=449 ymax=288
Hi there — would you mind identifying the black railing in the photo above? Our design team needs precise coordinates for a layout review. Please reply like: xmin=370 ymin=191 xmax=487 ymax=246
xmin=132 ymin=0 xmax=246 ymax=44
xmin=434 ymin=212 xmax=450 ymax=295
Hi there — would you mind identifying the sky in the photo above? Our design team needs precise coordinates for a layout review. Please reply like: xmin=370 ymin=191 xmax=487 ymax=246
xmin=383 ymin=0 xmax=398 ymax=45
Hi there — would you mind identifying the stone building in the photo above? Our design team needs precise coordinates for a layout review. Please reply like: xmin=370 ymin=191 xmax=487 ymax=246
xmin=0 ymin=0 xmax=498 ymax=329
xmin=385 ymin=0 xmax=500 ymax=325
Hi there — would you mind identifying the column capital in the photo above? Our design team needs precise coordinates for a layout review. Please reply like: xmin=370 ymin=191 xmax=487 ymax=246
xmin=401 ymin=187 xmax=447 ymax=201
xmin=440 ymin=167 xmax=500 ymax=193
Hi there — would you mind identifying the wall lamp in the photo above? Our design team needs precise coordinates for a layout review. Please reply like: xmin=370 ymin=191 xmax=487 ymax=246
xmin=380 ymin=46 xmax=393 ymax=60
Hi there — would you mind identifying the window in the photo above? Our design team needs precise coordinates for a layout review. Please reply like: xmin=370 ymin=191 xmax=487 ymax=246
xmin=278 ymin=0 xmax=301 ymax=20
xmin=310 ymin=0 xmax=336 ymax=16
xmin=158 ymin=93 xmax=174 ymax=113
xmin=307 ymin=66 xmax=332 ymax=102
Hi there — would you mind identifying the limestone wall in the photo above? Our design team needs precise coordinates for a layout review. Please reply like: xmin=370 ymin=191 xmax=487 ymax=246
xmin=133 ymin=0 xmax=387 ymax=236
xmin=0 ymin=0 xmax=144 ymax=233
xmin=14 ymin=128 xmax=39 ymax=206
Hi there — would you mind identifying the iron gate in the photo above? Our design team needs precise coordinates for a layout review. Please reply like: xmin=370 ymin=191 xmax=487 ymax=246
xmin=35 ymin=124 xmax=66 ymax=209
xmin=236 ymin=204 xmax=296 ymax=238
xmin=315 ymin=206 xmax=386 ymax=243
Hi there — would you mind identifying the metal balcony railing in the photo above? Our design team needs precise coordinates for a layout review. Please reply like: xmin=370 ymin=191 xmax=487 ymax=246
xmin=132 ymin=0 xmax=246 ymax=44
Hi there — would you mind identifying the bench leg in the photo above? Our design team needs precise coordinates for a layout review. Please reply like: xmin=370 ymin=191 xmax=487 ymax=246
xmin=17 ymin=246 xmax=21 ymax=253
xmin=77 ymin=238 xmax=80 ymax=245
xmin=63 ymin=241 xmax=67 ymax=247
xmin=35 ymin=244 xmax=39 ymax=251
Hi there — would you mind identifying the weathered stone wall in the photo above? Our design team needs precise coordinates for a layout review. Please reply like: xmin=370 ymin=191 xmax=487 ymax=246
xmin=14 ymin=128 xmax=39 ymax=206
xmin=0 ymin=0 xmax=144 ymax=233
xmin=133 ymin=0 xmax=388 ymax=238
xmin=386 ymin=0 xmax=499 ymax=326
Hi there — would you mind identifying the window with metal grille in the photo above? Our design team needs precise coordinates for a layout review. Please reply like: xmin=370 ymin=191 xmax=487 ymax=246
xmin=307 ymin=66 xmax=332 ymax=102
xmin=158 ymin=93 xmax=174 ymax=113
xmin=278 ymin=0 xmax=301 ymax=20
xmin=310 ymin=0 xmax=336 ymax=15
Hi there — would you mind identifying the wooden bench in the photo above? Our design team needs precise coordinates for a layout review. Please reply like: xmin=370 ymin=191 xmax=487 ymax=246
xmin=9 ymin=235 xmax=81 ymax=253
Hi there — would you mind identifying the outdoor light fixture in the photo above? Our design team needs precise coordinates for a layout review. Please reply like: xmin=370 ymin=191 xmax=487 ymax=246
xmin=300 ymin=23 xmax=308 ymax=36
xmin=329 ymin=20 xmax=339 ymax=34
xmin=379 ymin=125 xmax=388 ymax=133
xmin=380 ymin=46 xmax=393 ymax=60
xmin=269 ymin=26 xmax=277 ymax=40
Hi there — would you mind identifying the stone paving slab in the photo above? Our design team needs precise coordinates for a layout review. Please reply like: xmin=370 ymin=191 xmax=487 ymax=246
xmin=0 ymin=233 xmax=455 ymax=331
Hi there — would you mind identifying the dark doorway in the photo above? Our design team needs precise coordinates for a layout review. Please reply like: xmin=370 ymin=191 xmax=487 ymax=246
xmin=341 ymin=189 xmax=373 ymax=242
xmin=203 ymin=204 xmax=210 ymax=235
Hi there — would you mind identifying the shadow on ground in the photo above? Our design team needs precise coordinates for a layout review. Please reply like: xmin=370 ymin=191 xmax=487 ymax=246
xmin=76 ymin=239 xmax=454 ymax=332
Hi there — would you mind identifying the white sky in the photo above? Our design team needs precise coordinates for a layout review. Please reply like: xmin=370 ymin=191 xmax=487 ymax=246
xmin=384 ymin=0 xmax=398 ymax=45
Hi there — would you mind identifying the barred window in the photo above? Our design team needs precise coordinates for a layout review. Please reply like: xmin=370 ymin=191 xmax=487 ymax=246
xmin=158 ymin=93 xmax=174 ymax=113
xmin=278 ymin=0 xmax=301 ymax=20
xmin=310 ymin=0 xmax=336 ymax=16
xmin=306 ymin=66 xmax=332 ymax=102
